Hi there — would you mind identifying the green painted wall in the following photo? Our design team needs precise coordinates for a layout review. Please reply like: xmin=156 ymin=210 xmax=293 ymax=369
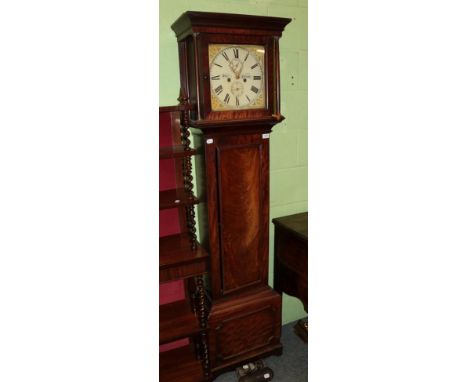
xmin=159 ymin=0 xmax=308 ymax=324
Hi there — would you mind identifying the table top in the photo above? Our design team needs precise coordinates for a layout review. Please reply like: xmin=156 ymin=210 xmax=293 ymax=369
xmin=272 ymin=212 xmax=308 ymax=241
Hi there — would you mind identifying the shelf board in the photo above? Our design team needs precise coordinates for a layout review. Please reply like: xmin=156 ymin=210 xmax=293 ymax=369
xmin=160 ymin=188 xmax=199 ymax=210
xmin=160 ymin=233 xmax=208 ymax=267
xmin=159 ymin=299 xmax=200 ymax=344
xmin=159 ymin=344 xmax=205 ymax=382
xmin=159 ymin=233 xmax=209 ymax=282
xmin=159 ymin=104 xmax=190 ymax=113
xmin=159 ymin=145 xmax=197 ymax=159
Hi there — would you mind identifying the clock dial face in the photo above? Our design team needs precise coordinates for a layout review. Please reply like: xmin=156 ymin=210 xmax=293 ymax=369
xmin=209 ymin=44 xmax=265 ymax=111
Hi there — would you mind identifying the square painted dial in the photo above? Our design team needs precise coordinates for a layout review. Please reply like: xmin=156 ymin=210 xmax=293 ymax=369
xmin=208 ymin=44 xmax=265 ymax=111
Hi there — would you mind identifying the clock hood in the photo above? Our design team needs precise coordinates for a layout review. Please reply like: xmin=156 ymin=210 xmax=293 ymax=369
xmin=171 ymin=11 xmax=291 ymax=40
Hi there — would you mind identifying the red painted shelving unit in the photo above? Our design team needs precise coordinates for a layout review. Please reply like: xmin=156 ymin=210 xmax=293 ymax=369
xmin=158 ymin=100 xmax=211 ymax=381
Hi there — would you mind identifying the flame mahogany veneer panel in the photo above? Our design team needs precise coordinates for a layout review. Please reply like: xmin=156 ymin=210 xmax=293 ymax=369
xmin=211 ymin=133 xmax=269 ymax=297
xmin=217 ymin=143 xmax=263 ymax=294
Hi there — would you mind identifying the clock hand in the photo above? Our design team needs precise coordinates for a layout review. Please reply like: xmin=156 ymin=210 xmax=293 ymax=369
xmin=236 ymin=61 xmax=244 ymax=79
xmin=228 ymin=60 xmax=238 ymax=76
xmin=228 ymin=59 xmax=243 ymax=79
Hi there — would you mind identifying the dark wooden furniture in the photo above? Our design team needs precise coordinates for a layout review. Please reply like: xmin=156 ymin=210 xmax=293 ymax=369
xmin=171 ymin=11 xmax=290 ymax=124
xmin=171 ymin=11 xmax=291 ymax=378
xmin=159 ymin=103 xmax=211 ymax=381
xmin=273 ymin=212 xmax=308 ymax=312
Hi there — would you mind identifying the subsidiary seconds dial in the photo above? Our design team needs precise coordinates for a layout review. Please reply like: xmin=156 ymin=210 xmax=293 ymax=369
xmin=209 ymin=45 xmax=265 ymax=111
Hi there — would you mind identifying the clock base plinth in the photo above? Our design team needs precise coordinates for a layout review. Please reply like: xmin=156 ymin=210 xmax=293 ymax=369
xmin=208 ymin=286 xmax=283 ymax=376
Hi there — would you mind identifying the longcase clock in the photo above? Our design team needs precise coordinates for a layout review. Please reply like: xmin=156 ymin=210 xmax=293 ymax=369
xmin=171 ymin=11 xmax=291 ymax=377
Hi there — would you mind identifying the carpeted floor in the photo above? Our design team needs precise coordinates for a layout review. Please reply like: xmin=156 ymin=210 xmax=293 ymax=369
xmin=214 ymin=318 xmax=308 ymax=382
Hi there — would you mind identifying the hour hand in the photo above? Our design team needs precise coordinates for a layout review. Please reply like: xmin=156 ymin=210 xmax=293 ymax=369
xmin=228 ymin=61 xmax=237 ymax=75
xmin=229 ymin=59 xmax=243 ymax=79
xmin=235 ymin=63 xmax=244 ymax=79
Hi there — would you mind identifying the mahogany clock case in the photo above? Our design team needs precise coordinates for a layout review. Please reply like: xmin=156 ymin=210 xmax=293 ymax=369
xmin=171 ymin=11 xmax=291 ymax=126
xmin=191 ymin=123 xmax=282 ymax=375
xmin=192 ymin=130 xmax=271 ymax=300
xmin=167 ymin=10 xmax=292 ymax=379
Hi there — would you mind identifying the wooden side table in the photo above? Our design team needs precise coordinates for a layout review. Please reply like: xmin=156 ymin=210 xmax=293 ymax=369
xmin=273 ymin=212 xmax=308 ymax=342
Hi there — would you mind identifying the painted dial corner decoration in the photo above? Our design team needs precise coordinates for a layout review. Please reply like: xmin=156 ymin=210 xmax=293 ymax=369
xmin=209 ymin=44 xmax=265 ymax=111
